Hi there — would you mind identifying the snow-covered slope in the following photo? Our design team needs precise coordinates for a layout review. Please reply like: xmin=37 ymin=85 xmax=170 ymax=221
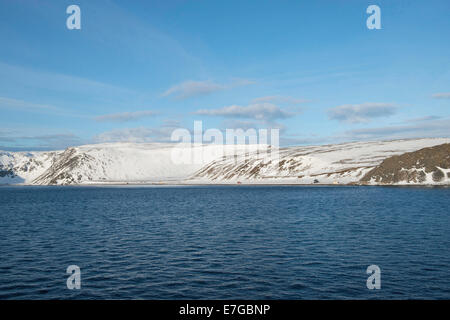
xmin=1 ymin=138 xmax=449 ymax=185
xmin=0 ymin=150 xmax=60 ymax=184
xmin=191 ymin=138 xmax=450 ymax=185
xmin=0 ymin=143 xmax=263 ymax=185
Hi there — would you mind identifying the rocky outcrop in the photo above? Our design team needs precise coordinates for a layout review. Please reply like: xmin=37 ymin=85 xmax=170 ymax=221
xmin=32 ymin=148 xmax=95 ymax=185
xmin=360 ymin=143 xmax=450 ymax=184
xmin=0 ymin=167 xmax=15 ymax=178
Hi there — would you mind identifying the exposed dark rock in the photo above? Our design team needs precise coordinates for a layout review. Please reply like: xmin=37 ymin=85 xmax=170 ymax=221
xmin=361 ymin=143 xmax=450 ymax=184
xmin=432 ymin=169 xmax=444 ymax=182
xmin=0 ymin=169 xmax=15 ymax=178
xmin=33 ymin=147 xmax=94 ymax=185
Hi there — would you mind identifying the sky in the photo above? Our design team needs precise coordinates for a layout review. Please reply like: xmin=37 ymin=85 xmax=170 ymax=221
xmin=0 ymin=0 xmax=449 ymax=150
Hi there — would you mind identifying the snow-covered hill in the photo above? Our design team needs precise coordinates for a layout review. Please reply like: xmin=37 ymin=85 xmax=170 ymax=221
xmin=361 ymin=143 xmax=450 ymax=185
xmin=0 ymin=143 xmax=261 ymax=185
xmin=191 ymin=138 xmax=450 ymax=185
xmin=1 ymin=138 xmax=449 ymax=185
xmin=0 ymin=150 xmax=60 ymax=184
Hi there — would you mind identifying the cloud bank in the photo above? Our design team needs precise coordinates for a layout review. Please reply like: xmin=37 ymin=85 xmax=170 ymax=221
xmin=432 ymin=92 xmax=450 ymax=99
xmin=195 ymin=103 xmax=293 ymax=121
xmin=251 ymin=96 xmax=308 ymax=105
xmin=162 ymin=79 xmax=254 ymax=100
xmin=328 ymin=103 xmax=397 ymax=123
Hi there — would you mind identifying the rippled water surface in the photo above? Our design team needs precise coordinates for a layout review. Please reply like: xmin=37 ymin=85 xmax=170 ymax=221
xmin=0 ymin=185 xmax=449 ymax=299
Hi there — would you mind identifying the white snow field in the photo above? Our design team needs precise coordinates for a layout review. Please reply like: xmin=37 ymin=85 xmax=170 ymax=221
xmin=0 ymin=143 xmax=266 ymax=185
xmin=191 ymin=138 xmax=450 ymax=185
xmin=0 ymin=138 xmax=449 ymax=185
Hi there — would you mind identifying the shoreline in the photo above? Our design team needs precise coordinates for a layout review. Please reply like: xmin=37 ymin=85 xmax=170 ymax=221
xmin=1 ymin=182 xmax=449 ymax=188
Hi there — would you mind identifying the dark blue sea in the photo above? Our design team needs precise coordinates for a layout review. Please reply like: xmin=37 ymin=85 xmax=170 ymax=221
xmin=0 ymin=185 xmax=449 ymax=299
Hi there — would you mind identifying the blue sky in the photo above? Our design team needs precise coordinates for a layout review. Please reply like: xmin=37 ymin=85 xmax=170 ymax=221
xmin=0 ymin=0 xmax=449 ymax=150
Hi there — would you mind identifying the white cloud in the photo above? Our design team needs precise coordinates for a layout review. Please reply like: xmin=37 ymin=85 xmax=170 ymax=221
xmin=404 ymin=115 xmax=441 ymax=123
xmin=432 ymin=92 xmax=450 ymax=99
xmin=195 ymin=103 xmax=293 ymax=121
xmin=340 ymin=117 xmax=450 ymax=140
xmin=162 ymin=81 xmax=224 ymax=99
xmin=251 ymin=96 xmax=308 ymax=105
xmin=327 ymin=103 xmax=397 ymax=123
xmin=0 ymin=131 xmax=83 ymax=151
xmin=162 ymin=79 xmax=254 ymax=100
xmin=94 ymin=127 xmax=154 ymax=143
xmin=94 ymin=110 xmax=157 ymax=122
xmin=93 ymin=122 xmax=182 ymax=143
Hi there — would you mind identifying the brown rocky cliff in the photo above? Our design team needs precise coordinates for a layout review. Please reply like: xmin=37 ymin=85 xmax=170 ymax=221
xmin=360 ymin=143 xmax=450 ymax=184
